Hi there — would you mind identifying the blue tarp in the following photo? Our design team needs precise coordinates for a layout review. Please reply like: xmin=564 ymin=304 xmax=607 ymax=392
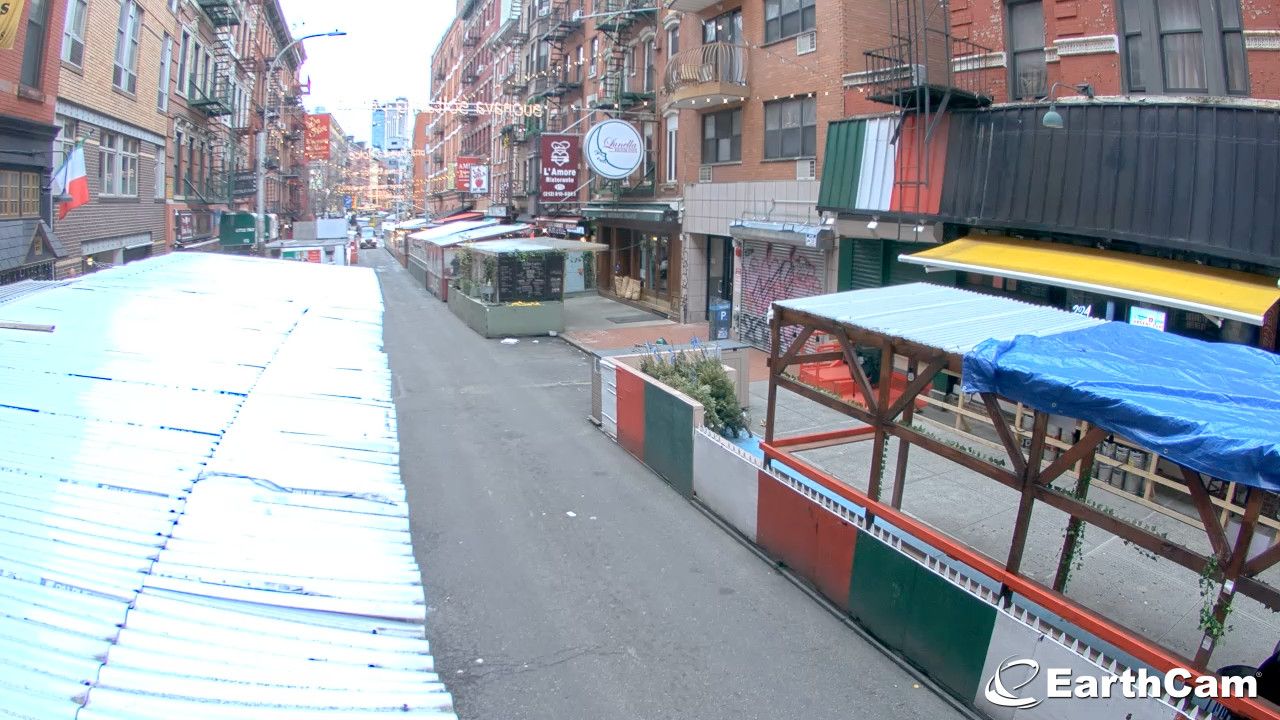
xmin=963 ymin=322 xmax=1280 ymax=491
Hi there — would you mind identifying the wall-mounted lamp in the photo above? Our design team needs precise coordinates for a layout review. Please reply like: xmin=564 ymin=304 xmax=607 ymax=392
xmin=913 ymin=224 xmax=925 ymax=234
xmin=1041 ymin=82 xmax=1095 ymax=129
xmin=866 ymin=219 xmax=878 ymax=230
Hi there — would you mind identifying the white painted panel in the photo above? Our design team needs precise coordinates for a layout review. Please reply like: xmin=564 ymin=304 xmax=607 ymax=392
xmin=692 ymin=428 xmax=761 ymax=542
xmin=601 ymin=360 xmax=618 ymax=439
xmin=855 ymin=117 xmax=897 ymax=212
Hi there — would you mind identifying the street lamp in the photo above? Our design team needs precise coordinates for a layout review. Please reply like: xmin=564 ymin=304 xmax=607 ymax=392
xmin=1040 ymin=82 xmax=1095 ymax=129
xmin=256 ymin=30 xmax=346 ymax=251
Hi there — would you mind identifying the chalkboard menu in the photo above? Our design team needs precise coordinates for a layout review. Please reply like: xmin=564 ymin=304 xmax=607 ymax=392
xmin=497 ymin=252 xmax=565 ymax=302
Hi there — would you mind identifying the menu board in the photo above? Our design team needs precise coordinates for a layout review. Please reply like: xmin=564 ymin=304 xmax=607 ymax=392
xmin=497 ymin=252 xmax=565 ymax=302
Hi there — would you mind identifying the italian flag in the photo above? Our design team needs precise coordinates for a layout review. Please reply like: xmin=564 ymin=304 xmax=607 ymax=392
xmin=52 ymin=141 xmax=89 ymax=220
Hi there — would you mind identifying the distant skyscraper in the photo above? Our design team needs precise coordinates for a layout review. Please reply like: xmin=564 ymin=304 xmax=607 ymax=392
xmin=371 ymin=107 xmax=386 ymax=151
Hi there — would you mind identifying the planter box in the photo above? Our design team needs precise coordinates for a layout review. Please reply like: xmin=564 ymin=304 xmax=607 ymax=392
xmin=447 ymin=290 xmax=564 ymax=338
xmin=608 ymin=361 xmax=706 ymax=497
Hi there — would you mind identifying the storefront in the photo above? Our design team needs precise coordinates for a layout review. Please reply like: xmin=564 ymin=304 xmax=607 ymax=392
xmin=1 ymin=114 xmax=63 ymax=286
xmin=728 ymin=219 xmax=837 ymax=350
xmin=173 ymin=209 xmax=221 ymax=250
xmin=584 ymin=203 xmax=682 ymax=317
xmin=81 ymin=233 xmax=154 ymax=273
xmin=901 ymin=235 xmax=1280 ymax=350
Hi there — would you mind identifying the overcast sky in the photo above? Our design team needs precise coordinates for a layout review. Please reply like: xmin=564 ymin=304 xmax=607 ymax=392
xmin=277 ymin=0 xmax=452 ymax=144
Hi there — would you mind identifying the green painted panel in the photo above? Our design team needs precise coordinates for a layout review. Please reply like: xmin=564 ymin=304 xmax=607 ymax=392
xmin=902 ymin=563 xmax=998 ymax=700
xmin=886 ymin=241 xmax=954 ymax=287
xmin=642 ymin=381 xmax=694 ymax=497
xmin=847 ymin=529 xmax=915 ymax=650
xmin=817 ymin=119 xmax=866 ymax=213
xmin=848 ymin=238 xmax=886 ymax=290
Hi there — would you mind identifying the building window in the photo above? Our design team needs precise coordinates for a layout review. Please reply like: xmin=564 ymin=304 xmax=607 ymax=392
xmin=667 ymin=25 xmax=679 ymax=56
xmin=764 ymin=96 xmax=816 ymax=159
xmin=62 ymin=0 xmax=89 ymax=67
xmin=764 ymin=0 xmax=816 ymax=43
xmin=590 ymin=37 xmax=598 ymax=76
xmin=665 ymin=115 xmax=678 ymax=183
xmin=176 ymin=31 xmax=191 ymax=98
xmin=20 ymin=0 xmax=51 ymax=88
xmin=113 ymin=0 xmax=144 ymax=94
xmin=158 ymin=34 xmax=173 ymax=111
xmin=168 ymin=0 xmax=179 ymax=12
xmin=701 ymin=108 xmax=741 ymax=164
xmin=644 ymin=38 xmax=656 ymax=92
xmin=99 ymin=133 xmax=140 ymax=197
xmin=574 ymin=45 xmax=583 ymax=82
xmin=704 ymin=9 xmax=742 ymax=44
xmin=1119 ymin=0 xmax=1247 ymax=95
xmin=1007 ymin=0 xmax=1047 ymax=99
xmin=0 ymin=171 xmax=42 ymax=219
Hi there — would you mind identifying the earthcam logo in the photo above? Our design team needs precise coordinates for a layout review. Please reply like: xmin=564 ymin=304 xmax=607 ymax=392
xmin=984 ymin=656 xmax=1257 ymax=708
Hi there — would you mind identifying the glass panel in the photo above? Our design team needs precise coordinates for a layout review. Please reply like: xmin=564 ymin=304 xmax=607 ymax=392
xmin=703 ymin=113 xmax=715 ymax=137
xmin=802 ymin=5 xmax=815 ymax=30
xmin=765 ymin=17 xmax=780 ymax=42
xmin=1156 ymin=0 xmax=1201 ymax=32
xmin=765 ymin=0 xmax=780 ymax=20
xmin=802 ymin=97 xmax=817 ymax=125
xmin=1010 ymin=1 xmax=1046 ymax=53
xmin=802 ymin=125 xmax=816 ymax=157
xmin=782 ymin=128 xmax=800 ymax=157
xmin=731 ymin=109 xmax=741 ymax=134
xmin=765 ymin=102 xmax=780 ymax=130
xmin=765 ymin=128 xmax=781 ymax=158
xmin=1014 ymin=49 xmax=1047 ymax=98
xmin=718 ymin=137 xmax=731 ymax=162
xmin=781 ymin=12 xmax=799 ymax=38
xmin=1223 ymin=32 xmax=1247 ymax=93
xmin=1161 ymin=33 xmax=1207 ymax=90
xmin=781 ymin=99 xmax=801 ymax=129
xmin=1218 ymin=0 xmax=1242 ymax=28
xmin=1120 ymin=0 xmax=1141 ymax=32
xmin=730 ymin=135 xmax=740 ymax=161
xmin=1125 ymin=34 xmax=1145 ymax=89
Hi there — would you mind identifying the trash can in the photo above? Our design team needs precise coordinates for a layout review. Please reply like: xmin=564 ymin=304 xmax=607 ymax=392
xmin=709 ymin=300 xmax=731 ymax=341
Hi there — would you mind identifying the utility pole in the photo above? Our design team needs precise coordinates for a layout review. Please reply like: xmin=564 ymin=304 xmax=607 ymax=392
xmin=255 ymin=30 xmax=346 ymax=252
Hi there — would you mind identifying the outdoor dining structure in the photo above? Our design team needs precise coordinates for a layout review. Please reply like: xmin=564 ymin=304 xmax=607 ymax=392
xmin=760 ymin=282 xmax=1280 ymax=719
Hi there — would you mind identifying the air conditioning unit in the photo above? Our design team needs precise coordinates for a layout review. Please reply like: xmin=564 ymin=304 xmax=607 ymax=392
xmin=538 ymin=4 xmax=550 ymax=16
xmin=796 ymin=31 xmax=817 ymax=55
xmin=795 ymin=158 xmax=816 ymax=180
xmin=588 ymin=64 xmax=597 ymax=78
xmin=698 ymin=165 xmax=713 ymax=183
xmin=571 ymin=9 xmax=583 ymax=20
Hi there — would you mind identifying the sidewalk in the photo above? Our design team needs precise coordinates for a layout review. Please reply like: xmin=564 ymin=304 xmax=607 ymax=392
xmin=561 ymin=294 xmax=770 ymax=381
xmin=749 ymin=378 xmax=1280 ymax=670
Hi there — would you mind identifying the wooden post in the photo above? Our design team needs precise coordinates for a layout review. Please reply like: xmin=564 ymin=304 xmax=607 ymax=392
xmin=889 ymin=358 xmax=918 ymax=509
xmin=1194 ymin=489 xmax=1264 ymax=668
xmin=764 ymin=308 xmax=783 ymax=466
xmin=1004 ymin=411 xmax=1049 ymax=601
xmin=1053 ymin=425 xmax=1096 ymax=592
xmin=865 ymin=342 xmax=895 ymax=504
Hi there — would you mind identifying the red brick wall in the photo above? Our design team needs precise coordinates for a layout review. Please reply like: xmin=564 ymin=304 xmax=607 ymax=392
xmin=0 ymin=0 xmax=66 ymax=125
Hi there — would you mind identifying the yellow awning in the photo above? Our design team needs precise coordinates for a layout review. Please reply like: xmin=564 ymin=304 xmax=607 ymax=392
xmin=899 ymin=236 xmax=1280 ymax=326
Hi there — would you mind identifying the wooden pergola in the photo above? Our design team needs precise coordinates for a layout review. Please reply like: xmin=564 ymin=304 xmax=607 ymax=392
xmin=762 ymin=284 xmax=1280 ymax=720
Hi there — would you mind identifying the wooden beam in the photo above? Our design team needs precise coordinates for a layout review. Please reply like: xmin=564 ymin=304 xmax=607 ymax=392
xmin=892 ymin=420 xmax=1021 ymax=488
xmin=1246 ymin=540 xmax=1280 ymax=577
xmin=866 ymin=342 xmax=896 ymax=503
xmin=0 ymin=321 xmax=55 ymax=332
xmin=1039 ymin=426 xmax=1108 ymax=486
xmin=1195 ymin=489 xmax=1264 ymax=667
xmin=1006 ymin=412 xmax=1050 ymax=584
xmin=883 ymin=356 xmax=947 ymax=422
xmin=785 ymin=350 xmax=847 ymax=366
xmin=889 ymin=358 xmax=919 ymax=509
xmin=833 ymin=326 xmax=879 ymax=415
xmin=765 ymin=311 xmax=783 ymax=446
xmin=775 ymin=375 xmax=877 ymax=427
xmin=981 ymin=393 xmax=1027 ymax=477
xmin=1053 ymin=426 xmax=1097 ymax=592
xmin=1181 ymin=467 xmax=1232 ymax=565
xmin=775 ymin=326 xmax=816 ymax=372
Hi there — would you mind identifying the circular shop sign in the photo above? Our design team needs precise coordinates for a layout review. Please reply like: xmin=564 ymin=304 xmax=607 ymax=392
xmin=584 ymin=120 xmax=644 ymax=180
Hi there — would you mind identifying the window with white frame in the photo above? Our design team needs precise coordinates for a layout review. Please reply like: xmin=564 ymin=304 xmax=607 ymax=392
xmin=763 ymin=95 xmax=816 ymax=159
xmin=643 ymin=38 xmax=655 ymax=92
xmin=154 ymin=148 xmax=166 ymax=199
xmin=158 ymin=34 xmax=173 ymax=111
xmin=20 ymin=0 xmax=51 ymax=88
xmin=589 ymin=37 xmax=598 ymax=77
xmin=764 ymin=0 xmax=816 ymax=43
xmin=176 ymin=30 xmax=190 ymax=97
xmin=667 ymin=25 xmax=679 ymax=56
xmin=62 ymin=0 xmax=89 ymax=67
xmin=664 ymin=115 xmax=678 ymax=184
xmin=113 ymin=0 xmax=144 ymax=93
xmin=99 ymin=132 xmax=140 ymax=197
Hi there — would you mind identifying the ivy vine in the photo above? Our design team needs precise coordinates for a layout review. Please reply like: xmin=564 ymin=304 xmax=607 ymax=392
xmin=1198 ymin=555 xmax=1234 ymax=641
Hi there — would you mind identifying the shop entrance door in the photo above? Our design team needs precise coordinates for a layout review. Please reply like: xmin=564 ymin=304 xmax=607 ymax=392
xmin=706 ymin=235 xmax=733 ymax=320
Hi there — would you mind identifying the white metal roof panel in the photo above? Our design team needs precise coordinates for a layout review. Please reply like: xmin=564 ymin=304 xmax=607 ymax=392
xmin=409 ymin=219 xmax=498 ymax=245
xmin=774 ymin=282 xmax=1105 ymax=355
xmin=0 ymin=253 xmax=455 ymax=719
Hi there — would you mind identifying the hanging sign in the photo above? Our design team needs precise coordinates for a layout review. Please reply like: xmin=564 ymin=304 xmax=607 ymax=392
xmin=455 ymin=156 xmax=480 ymax=192
xmin=423 ymin=100 xmax=544 ymax=118
xmin=0 ymin=0 xmax=26 ymax=50
xmin=469 ymin=164 xmax=490 ymax=195
xmin=583 ymin=120 xmax=643 ymax=180
xmin=303 ymin=114 xmax=331 ymax=162
xmin=539 ymin=134 xmax=580 ymax=201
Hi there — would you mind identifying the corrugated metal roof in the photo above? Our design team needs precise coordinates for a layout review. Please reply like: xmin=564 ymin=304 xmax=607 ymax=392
xmin=468 ymin=237 xmax=608 ymax=254
xmin=774 ymin=282 xmax=1104 ymax=355
xmin=409 ymin=219 xmax=497 ymax=244
xmin=0 ymin=253 xmax=456 ymax=719
xmin=0 ymin=279 xmax=69 ymax=305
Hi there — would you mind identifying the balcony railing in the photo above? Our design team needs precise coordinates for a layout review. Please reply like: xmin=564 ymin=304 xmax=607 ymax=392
xmin=862 ymin=35 xmax=995 ymax=109
xmin=188 ymin=77 xmax=234 ymax=117
xmin=196 ymin=0 xmax=241 ymax=27
xmin=663 ymin=43 xmax=748 ymax=110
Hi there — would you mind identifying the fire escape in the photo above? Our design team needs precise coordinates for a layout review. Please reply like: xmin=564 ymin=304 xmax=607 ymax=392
xmin=495 ymin=5 xmax=530 ymax=206
xmin=593 ymin=0 xmax=657 ymax=200
xmin=192 ymin=0 xmax=241 ymax=206
xmin=862 ymin=0 xmax=993 ymax=219
xmin=528 ymin=2 xmax=582 ymax=134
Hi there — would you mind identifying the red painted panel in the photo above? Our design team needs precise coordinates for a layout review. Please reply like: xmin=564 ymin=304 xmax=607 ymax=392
xmin=756 ymin=471 xmax=818 ymax=582
xmin=889 ymin=114 xmax=950 ymax=216
xmin=615 ymin=365 xmax=646 ymax=459
xmin=812 ymin=505 xmax=858 ymax=605
xmin=757 ymin=471 xmax=858 ymax=606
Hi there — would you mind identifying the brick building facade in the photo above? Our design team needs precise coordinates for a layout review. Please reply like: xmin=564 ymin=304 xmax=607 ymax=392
xmin=0 ymin=0 xmax=68 ymax=284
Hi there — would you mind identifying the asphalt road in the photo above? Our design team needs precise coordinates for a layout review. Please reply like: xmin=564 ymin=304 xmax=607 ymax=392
xmin=367 ymin=249 xmax=967 ymax=720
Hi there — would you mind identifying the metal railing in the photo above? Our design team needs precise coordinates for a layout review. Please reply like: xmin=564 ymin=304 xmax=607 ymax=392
xmin=663 ymin=42 xmax=748 ymax=96
xmin=862 ymin=34 xmax=995 ymax=105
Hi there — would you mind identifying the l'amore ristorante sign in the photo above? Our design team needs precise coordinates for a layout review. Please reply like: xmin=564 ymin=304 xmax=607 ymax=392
xmin=423 ymin=100 xmax=544 ymax=118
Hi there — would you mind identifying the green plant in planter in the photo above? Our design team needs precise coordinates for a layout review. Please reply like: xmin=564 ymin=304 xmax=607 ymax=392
xmin=482 ymin=256 xmax=496 ymax=284
xmin=457 ymin=248 xmax=474 ymax=281
xmin=640 ymin=350 xmax=746 ymax=437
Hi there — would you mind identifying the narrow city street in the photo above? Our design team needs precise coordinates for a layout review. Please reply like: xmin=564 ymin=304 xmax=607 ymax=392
xmin=368 ymin=249 xmax=969 ymax=720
